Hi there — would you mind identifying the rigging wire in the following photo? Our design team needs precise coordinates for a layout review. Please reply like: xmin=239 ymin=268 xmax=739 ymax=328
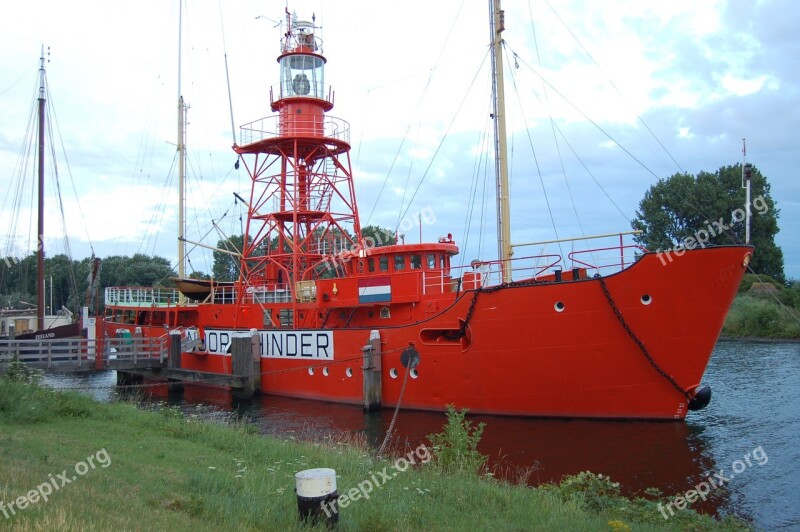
xmin=458 ymin=110 xmax=492 ymax=269
xmin=526 ymin=9 xmax=587 ymax=247
xmin=541 ymin=0 xmax=685 ymax=175
xmin=46 ymin=82 xmax=94 ymax=255
xmin=395 ymin=53 xmax=489 ymax=233
xmin=505 ymin=12 xmax=740 ymax=249
xmin=218 ymin=0 xmax=237 ymax=147
xmin=365 ymin=0 xmax=469 ymax=229
xmin=507 ymin=42 xmax=740 ymax=249
xmin=502 ymin=41 xmax=565 ymax=261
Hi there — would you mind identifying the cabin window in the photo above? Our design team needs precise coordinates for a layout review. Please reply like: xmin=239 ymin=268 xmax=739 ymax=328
xmin=368 ymin=258 xmax=375 ymax=272
xmin=394 ymin=255 xmax=406 ymax=271
xmin=152 ymin=311 xmax=166 ymax=326
xmin=379 ymin=256 xmax=389 ymax=271
xmin=441 ymin=255 xmax=447 ymax=269
xmin=410 ymin=254 xmax=422 ymax=269
xmin=426 ymin=254 xmax=436 ymax=269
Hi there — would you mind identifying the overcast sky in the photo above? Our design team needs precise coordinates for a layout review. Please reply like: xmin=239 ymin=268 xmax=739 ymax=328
xmin=1 ymin=0 xmax=797 ymax=280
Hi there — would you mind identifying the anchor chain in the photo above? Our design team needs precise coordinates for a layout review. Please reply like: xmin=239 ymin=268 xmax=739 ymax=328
xmin=597 ymin=276 xmax=692 ymax=402
xmin=449 ymin=277 xmax=544 ymax=340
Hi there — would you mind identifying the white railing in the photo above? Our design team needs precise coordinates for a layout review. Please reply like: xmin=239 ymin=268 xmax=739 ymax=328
xmin=105 ymin=287 xmax=186 ymax=307
xmin=238 ymin=114 xmax=350 ymax=146
xmin=210 ymin=283 xmax=294 ymax=304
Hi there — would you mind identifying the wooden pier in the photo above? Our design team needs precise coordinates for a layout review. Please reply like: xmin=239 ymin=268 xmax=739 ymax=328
xmin=0 ymin=331 xmax=263 ymax=399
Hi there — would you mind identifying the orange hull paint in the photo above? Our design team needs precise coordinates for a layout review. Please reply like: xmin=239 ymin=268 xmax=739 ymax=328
xmin=104 ymin=246 xmax=749 ymax=420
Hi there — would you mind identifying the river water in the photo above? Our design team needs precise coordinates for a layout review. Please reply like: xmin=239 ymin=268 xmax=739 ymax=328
xmin=44 ymin=339 xmax=799 ymax=530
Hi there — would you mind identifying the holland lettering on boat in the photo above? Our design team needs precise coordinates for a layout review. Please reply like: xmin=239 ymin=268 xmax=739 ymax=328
xmin=204 ymin=329 xmax=333 ymax=359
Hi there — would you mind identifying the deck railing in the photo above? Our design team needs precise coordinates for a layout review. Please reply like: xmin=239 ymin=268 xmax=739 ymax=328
xmin=104 ymin=287 xmax=190 ymax=307
xmin=238 ymin=114 xmax=350 ymax=146
xmin=423 ymin=232 xmax=647 ymax=294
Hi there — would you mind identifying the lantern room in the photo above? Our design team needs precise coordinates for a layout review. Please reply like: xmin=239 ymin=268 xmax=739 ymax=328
xmin=278 ymin=18 xmax=326 ymax=100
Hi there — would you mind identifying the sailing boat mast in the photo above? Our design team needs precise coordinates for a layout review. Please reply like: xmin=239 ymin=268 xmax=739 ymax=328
xmin=36 ymin=47 xmax=46 ymax=331
xmin=177 ymin=1 xmax=187 ymax=301
xmin=489 ymin=0 xmax=512 ymax=283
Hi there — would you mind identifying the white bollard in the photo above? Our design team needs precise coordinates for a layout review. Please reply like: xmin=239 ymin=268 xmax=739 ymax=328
xmin=295 ymin=468 xmax=338 ymax=527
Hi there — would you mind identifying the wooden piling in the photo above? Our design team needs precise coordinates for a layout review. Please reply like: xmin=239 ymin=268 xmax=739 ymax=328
xmin=168 ymin=331 xmax=182 ymax=369
xmin=167 ymin=330 xmax=184 ymax=393
xmin=231 ymin=330 xmax=260 ymax=400
xmin=362 ymin=330 xmax=382 ymax=412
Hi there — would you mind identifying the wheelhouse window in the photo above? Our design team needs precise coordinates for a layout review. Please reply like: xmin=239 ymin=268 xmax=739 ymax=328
xmin=379 ymin=256 xmax=389 ymax=271
xmin=426 ymin=254 xmax=437 ymax=269
xmin=394 ymin=255 xmax=406 ymax=271
xmin=410 ymin=254 xmax=422 ymax=269
xmin=368 ymin=258 xmax=375 ymax=272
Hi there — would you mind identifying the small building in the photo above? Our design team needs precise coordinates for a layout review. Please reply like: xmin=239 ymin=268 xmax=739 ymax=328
xmin=0 ymin=309 xmax=73 ymax=338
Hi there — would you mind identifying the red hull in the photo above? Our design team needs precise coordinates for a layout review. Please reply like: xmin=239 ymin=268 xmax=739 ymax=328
xmin=103 ymin=246 xmax=749 ymax=420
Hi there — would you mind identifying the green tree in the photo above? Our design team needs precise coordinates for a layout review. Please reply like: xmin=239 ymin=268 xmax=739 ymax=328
xmin=361 ymin=225 xmax=396 ymax=247
xmin=212 ymin=235 xmax=244 ymax=282
xmin=632 ymin=163 xmax=784 ymax=282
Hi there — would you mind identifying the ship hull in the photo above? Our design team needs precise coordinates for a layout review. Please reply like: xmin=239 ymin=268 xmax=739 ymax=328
xmin=105 ymin=246 xmax=749 ymax=420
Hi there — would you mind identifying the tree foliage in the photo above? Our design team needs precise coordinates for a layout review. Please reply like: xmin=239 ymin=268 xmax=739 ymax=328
xmin=0 ymin=253 xmax=173 ymax=314
xmin=361 ymin=225 xmax=396 ymax=247
xmin=632 ymin=163 xmax=784 ymax=282
xmin=212 ymin=234 xmax=244 ymax=282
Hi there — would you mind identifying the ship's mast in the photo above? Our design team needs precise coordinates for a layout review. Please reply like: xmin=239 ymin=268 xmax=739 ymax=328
xmin=36 ymin=47 xmax=46 ymax=331
xmin=742 ymin=138 xmax=752 ymax=245
xmin=489 ymin=0 xmax=512 ymax=283
xmin=177 ymin=1 xmax=187 ymax=301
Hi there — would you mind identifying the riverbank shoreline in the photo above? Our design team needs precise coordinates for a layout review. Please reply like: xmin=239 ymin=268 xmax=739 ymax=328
xmin=0 ymin=378 xmax=751 ymax=531
xmin=718 ymin=336 xmax=800 ymax=344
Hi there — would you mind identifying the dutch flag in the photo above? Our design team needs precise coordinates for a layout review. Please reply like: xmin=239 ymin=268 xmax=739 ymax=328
xmin=358 ymin=277 xmax=392 ymax=304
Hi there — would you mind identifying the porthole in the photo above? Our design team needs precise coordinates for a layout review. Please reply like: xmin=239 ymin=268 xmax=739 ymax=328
xmin=389 ymin=368 xmax=398 ymax=379
xmin=554 ymin=301 xmax=565 ymax=312
xmin=308 ymin=367 xmax=314 ymax=376
xmin=322 ymin=367 xmax=329 ymax=377
xmin=345 ymin=367 xmax=353 ymax=378
xmin=641 ymin=294 xmax=653 ymax=305
xmin=410 ymin=368 xmax=419 ymax=379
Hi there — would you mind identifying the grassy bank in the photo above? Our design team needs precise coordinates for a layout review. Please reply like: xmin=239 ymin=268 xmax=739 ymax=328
xmin=0 ymin=378 xmax=749 ymax=531
xmin=722 ymin=275 xmax=800 ymax=339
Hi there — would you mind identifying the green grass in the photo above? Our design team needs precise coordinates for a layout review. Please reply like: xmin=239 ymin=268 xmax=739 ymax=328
xmin=0 ymin=379 xmax=750 ymax=531
xmin=721 ymin=275 xmax=800 ymax=339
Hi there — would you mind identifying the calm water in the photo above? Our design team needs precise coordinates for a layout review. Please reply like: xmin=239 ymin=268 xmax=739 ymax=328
xmin=45 ymin=339 xmax=800 ymax=530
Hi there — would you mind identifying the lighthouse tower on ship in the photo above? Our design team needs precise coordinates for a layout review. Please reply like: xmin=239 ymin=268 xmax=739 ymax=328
xmin=233 ymin=11 xmax=362 ymax=327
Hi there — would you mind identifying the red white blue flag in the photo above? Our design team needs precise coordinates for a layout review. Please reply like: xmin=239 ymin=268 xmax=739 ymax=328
xmin=358 ymin=277 xmax=392 ymax=304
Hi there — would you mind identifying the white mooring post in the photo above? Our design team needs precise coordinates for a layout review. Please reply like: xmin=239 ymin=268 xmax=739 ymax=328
xmin=295 ymin=468 xmax=338 ymax=527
